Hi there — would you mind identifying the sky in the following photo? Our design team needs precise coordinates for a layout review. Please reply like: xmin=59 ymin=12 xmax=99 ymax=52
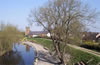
xmin=83 ymin=0 xmax=100 ymax=32
xmin=0 ymin=0 xmax=48 ymax=31
xmin=0 ymin=0 xmax=100 ymax=32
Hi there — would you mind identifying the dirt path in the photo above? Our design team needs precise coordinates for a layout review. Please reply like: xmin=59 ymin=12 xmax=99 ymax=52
xmin=23 ymin=41 xmax=58 ymax=65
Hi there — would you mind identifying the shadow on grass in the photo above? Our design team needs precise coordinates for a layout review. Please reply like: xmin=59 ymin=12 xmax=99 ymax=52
xmin=80 ymin=44 xmax=100 ymax=52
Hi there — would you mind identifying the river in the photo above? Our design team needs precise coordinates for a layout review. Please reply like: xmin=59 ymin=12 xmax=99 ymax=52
xmin=0 ymin=43 xmax=35 ymax=65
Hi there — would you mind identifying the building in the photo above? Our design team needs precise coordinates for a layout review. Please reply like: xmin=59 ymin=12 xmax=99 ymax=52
xmin=82 ymin=32 xmax=100 ymax=42
xmin=25 ymin=27 xmax=50 ymax=37
xmin=25 ymin=27 xmax=30 ymax=36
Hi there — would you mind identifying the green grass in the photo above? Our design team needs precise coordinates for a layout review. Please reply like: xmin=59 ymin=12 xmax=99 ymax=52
xmin=28 ymin=38 xmax=100 ymax=65
xmin=28 ymin=38 xmax=53 ymax=49
xmin=67 ymin=46 xmax=100 ymax=65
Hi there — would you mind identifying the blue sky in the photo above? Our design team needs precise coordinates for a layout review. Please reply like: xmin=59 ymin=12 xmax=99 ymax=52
xmin=0 ymin=0 xmax=100 ymax=32
xmin=0 ymin=0 xmax=48 ymax=31
xmin=83 ymin=0 xmax=100 ymax=32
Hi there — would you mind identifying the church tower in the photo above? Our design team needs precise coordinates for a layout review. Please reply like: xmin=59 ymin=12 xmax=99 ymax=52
xmin=25 ymin=27 xmax=30 ymax=36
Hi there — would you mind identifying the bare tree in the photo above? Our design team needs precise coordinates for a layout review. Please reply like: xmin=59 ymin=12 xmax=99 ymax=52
xmin=29 ymin=0 xmax=99 ymax=65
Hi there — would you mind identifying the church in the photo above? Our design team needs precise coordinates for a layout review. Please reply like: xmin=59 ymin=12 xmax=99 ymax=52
xmin=25 ymin=27 xmax=50 ymax=38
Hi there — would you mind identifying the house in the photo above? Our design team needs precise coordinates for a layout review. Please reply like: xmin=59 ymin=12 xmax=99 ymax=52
xmin=82 ymin=32 xmax=100 ymax=42
xmin=25 ymin=27 xmax=50 ymax=38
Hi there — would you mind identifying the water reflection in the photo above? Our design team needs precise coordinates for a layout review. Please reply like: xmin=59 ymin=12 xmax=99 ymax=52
xmin=0 ymin=43 xmax=35 ymax=65
xmin=26 ymin=45 xmax=30 ymax=52
xmin=0 ymin=51 xmax=25 ymax=65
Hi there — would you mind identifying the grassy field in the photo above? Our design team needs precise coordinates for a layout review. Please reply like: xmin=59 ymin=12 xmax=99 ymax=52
xmin=28 ymin=38 xmax=100 ymax=65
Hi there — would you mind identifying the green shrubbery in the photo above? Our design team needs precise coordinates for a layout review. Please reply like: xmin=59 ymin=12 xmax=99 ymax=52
xmin=81 ymin=41 xmax=100 ymax=52
xmin=0 ymin=23 xmax=22 ymax=55
xmin=84 ymin=40 xmax=98 ymax=45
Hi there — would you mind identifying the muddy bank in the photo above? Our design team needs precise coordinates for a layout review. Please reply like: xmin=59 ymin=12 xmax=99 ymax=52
xmin=23 ymin=41 xmax=59 ymax=65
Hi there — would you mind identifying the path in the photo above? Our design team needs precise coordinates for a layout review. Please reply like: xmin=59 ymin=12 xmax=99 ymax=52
xmin=23 ymin=41 xmax=58 ymax=65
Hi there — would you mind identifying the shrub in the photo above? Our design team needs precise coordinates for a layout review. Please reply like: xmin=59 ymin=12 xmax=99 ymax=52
xmin=80 ymin=41 xmax=100 ymax=52
xmin=84 ymin=41 xmax=97 ymax=45
xmin=0 ymin=24 xmax=22 ymax=53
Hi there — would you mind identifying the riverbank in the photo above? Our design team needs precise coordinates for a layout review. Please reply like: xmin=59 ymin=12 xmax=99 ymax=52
xmin=27 ymin=38 xmax=100 ymax=65
xmin=23 ymin=41 xmax=58 ymax=65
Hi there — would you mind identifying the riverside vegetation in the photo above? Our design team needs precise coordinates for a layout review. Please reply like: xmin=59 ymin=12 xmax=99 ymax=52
xmin=0 ymin=23 xmax=23 ymax=56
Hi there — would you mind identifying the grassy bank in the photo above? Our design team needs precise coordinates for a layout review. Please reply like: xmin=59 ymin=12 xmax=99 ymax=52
xmin=67 ymin=46 xmax=100 ymax=65
xmin=28 ymin=38 xmax=100 ymax=65
xmin=27 ymin=38 xmax=53 ymax=49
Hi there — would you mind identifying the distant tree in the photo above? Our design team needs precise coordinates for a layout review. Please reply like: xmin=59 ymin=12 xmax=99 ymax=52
xmin=0 ymin=23 xmax=22 ymax=55
xmin=29 ymin=0 xmax=99 ymax=64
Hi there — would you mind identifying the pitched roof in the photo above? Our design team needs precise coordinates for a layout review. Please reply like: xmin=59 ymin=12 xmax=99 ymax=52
xmin=29 ymin=31 xmax=48 ymax=35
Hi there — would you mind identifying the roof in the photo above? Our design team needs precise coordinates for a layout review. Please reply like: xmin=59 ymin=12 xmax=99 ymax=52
xmin=29 ymin=31 xmax=48 ymax=35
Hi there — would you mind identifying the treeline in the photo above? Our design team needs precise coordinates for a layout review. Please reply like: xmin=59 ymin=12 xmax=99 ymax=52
xmin=0 ymin=23 xmax=22 ymax=55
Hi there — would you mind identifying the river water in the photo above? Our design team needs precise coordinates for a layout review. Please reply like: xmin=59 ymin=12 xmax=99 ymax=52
xmin=0 ymin=43 xmax=35 ymax=65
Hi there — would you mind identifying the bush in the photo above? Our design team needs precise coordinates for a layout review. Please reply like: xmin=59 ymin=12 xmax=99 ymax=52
xmin=0 ymin=24 xmax=22 ymax=53
xmin=81 ymin=41 xmax=100 ymax=52
xmin=84 ymin=41 xmax=97 ymax=45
